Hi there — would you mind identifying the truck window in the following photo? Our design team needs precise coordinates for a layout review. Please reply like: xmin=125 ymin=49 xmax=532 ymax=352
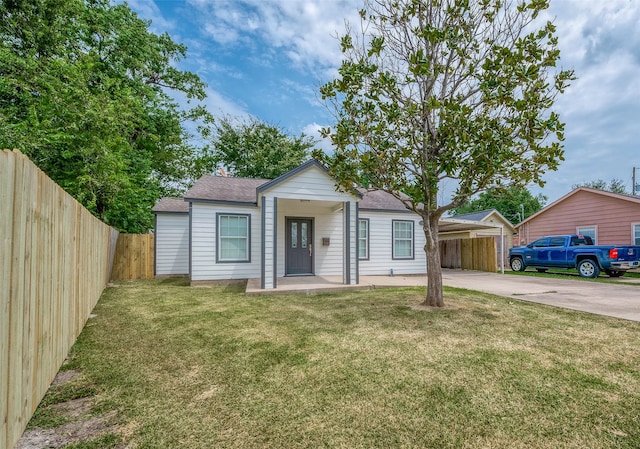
xmin=570 ymin=236 xmax=594 ymax=246
xmin=531 ymin=238 xmax=549 ymax=247
xmin=549 ymin=237 xmax=565 ymax=247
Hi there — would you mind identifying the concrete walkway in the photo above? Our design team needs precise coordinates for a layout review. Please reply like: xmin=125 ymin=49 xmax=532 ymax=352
xmin=248 ymin=270 xmax=640 ymax=322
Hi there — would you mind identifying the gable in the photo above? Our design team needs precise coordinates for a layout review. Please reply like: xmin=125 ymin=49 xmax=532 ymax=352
xmin=257 ymin=160 xmax=358 ymax=202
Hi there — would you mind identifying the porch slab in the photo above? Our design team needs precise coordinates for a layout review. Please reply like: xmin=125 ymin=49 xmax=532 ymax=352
xmin=245 ymin=274 xmax=428 ymax=296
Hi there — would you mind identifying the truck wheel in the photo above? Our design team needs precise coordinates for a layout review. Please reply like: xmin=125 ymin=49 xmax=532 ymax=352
xmin=578 ymin=259 xmax=600 ymax=278
xmin=536 ymin=268 xmax=548 ymax=273
xmin=604 ymin=270 xmax=624 ymax=278
xmin=510 ymin=257 xmax=525 ymax=272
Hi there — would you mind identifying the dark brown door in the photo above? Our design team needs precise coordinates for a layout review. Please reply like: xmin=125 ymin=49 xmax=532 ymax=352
xmin=286 ymin=218 xmax=313 ymax=275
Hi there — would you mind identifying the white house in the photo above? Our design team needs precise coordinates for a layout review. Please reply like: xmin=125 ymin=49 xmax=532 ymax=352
xmin=153 ymin=160 xmax=500 ymax=289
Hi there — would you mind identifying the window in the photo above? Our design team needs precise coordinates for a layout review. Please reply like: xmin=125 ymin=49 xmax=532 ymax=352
xmin=549 ymin=237 xmax=565 ymax=247
xmin=530 ymin=237 xmax=549 ymax=247
xmin=577 ymin=226 xmax=597 ymax=245
xmin=358 ymin=219 xmax=369 ymax=260
xmin=392 ymin=220 xmax=414 ymax=259
xmin=217 ymin=214 xmax=250 ymax=262
xmin=634 ymin=224 xmax=640 ymax=246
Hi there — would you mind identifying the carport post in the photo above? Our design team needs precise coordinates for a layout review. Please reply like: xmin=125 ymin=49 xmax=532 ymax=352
xmin=500 ymin=225 xmax=504 ymax=274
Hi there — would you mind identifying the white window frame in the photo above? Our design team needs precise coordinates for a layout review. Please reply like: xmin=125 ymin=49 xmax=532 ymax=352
xmin=358 ymin=218 xmax=369 ymax=260
xmin=392 ymin=220 xmax=414 ymax=260
xmin=633 ymin=223 xmax=640 ymax=246
xmin=217 ymin=213 xmax=251 ymax=263
xmin=576 ymin=225 xmax=597 ymax=245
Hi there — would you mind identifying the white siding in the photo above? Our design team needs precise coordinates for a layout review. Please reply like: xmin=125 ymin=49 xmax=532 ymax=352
xmin=155 ymin=214 xmax=189 ymax=275
xmin=358 ymin=211 xmax=427 ymax=275
xmin=263 ymin=165 xmax=351 ymax=202
xmin=191 ymin=203 xmax=261 ymax=281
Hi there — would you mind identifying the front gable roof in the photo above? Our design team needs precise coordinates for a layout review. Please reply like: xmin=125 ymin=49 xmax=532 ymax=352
xmin=518 ymin=187 xmax=640 ymax=226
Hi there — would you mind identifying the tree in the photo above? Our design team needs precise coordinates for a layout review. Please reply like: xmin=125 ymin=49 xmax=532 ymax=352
xmin=0 ymin=0 xmax=214 ymax=232
xmin=572 ymin=179 xmax=627 ymax=194
xmin=315 ymin=0 xmax=574 ymax=306
xmin=452 ymin=186 xmax=547 ymax=224
xmin=210 ymin=117 xmax=315 ymax=179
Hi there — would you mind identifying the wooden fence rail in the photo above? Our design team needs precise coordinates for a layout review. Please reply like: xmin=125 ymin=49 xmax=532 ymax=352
xmin=440 ymin=237 xmax=497 ymax=272
xmin=1 ymin=150 xmax=117 ymax=449
xmin=111 ymin=234 xmax=155 ymax=281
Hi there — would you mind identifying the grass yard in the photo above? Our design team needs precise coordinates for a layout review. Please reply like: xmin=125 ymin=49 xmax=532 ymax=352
xmin=29 ymin=279 xmax=640 ymax=448
xmin=504 ymin=268 xmax=640 ymax=282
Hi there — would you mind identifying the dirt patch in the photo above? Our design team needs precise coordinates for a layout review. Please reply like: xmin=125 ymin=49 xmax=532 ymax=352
xmin=15 ymin=371 xmax=122 ymax=449
xmin=409 ymin=302 xmax=459 ymax=311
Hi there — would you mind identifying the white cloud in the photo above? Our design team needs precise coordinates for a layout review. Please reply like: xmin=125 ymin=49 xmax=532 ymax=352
xmin=302 ymin=123 xmax=333 ymax=154
xmin=132 ymin=0 xmax=640 ymax=203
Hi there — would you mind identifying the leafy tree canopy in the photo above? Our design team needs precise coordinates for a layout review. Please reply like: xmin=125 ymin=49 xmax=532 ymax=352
xmin=0 ymin=0 xmax=214 ymax=232
xmin=452 ymin=186 xmax=547 ymax=224
xmin=572 ymin=178 xmax=627 ymax=194
xmin=315 ymin=0 xmax=574 ymax=306
xmin=209 ymin=117 xmax=314 ymax=179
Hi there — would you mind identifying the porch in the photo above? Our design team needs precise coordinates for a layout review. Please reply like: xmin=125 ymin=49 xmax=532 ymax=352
xmin=246 ymin=274 xmax=428 ymax=296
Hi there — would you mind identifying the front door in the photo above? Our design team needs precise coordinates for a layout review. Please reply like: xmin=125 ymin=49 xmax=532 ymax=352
xmin=286 ymin=218 xmax=313 ymax=275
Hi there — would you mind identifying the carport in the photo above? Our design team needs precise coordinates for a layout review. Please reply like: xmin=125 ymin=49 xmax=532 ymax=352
xmin=438 ymin=218 xmax=509 ymax=273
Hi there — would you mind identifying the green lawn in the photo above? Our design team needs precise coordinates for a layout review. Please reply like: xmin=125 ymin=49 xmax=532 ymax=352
xmin=504 ymin=268 xmax=640 ymax=283
xmin=32 ymin=279 xmax=640 ymax=448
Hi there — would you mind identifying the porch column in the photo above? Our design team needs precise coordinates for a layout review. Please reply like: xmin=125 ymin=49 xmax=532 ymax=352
xmin=344 ymin=200 xmax=358 ymax=285
xmin=261 ymin=196 xmax=276 ymax=289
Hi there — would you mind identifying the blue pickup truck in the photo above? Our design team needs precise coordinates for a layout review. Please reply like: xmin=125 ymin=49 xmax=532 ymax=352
xmin=509 ymin=234 xmax=640 ymax=278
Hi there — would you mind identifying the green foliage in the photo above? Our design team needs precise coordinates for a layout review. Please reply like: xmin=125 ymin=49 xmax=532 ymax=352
xmin=210 ymin=116 xmax=314 ymax=179
xmin=0 ymin=0 xmax=214 ymax=232
xmin=572 ymin=178 xmax=627 ymax=194
xmin=452 ymin=186 xmax=547 ymax=223
xmin=315 ymin=0 xmax=574 ymax=305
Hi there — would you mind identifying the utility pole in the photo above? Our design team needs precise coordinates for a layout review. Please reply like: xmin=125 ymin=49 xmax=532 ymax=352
xmin=634 ymin=167 xmax=640 ymax=196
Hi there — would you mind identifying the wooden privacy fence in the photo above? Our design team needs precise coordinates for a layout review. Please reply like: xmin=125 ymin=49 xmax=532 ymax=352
xmin=1 ymin=150 xmax=117 ymax=449
xmin=440 ymin=237 xmax=498 ymax=272
xmin=111 ymin=233 xmax=155 ymax=281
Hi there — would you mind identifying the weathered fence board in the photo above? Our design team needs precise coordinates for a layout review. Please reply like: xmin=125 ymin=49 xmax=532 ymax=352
xmin=1 ymin=150 xmax=116 ymax=449
xmin=440 ymin=237 xmax=497 ymax=272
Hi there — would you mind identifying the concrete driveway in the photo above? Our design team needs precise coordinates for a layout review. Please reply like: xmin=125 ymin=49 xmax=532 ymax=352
xmin=442 ymin=270 xmax=640 ymax=322
xmin=361 ymin=269 xmax=640 ymax=322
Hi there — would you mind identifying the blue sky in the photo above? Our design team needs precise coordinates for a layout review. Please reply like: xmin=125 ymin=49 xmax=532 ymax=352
xmin=128 ymin=0 xmax=640 ymax=205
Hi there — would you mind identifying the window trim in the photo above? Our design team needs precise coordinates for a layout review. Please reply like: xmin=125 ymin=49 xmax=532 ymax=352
xmin=216 ymin=213 xmax=251 ymax=263
xmin=358 ymin=218 xmax=370 ymax=260
xmin=576 ymin=225 xmax=597 ymax=245
xmin=633 ymin=223 xmax=640 ymax=246
xmin=392 ymin=219 xmax=415 ymax=260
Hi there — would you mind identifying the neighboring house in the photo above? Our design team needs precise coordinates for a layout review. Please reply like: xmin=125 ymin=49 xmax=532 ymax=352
xmin=516 ymin=187 xmax=640 ymax=245
xmin=153 ymin=160 xmax=502 ymax=289
xmin=446 ymin=209 xmax=516 ymax=268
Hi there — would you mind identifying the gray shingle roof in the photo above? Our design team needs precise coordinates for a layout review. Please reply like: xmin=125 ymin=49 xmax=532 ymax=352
xmin=358 ymin=189 xmax=409 ymax=211
xmin=450 ymin=209 xmax=494 ymax=222
xmin=174 ymin=174 xmax=417 ymax=212
xmin=184 ymin=176 xmax=269 ymax=203
xmin=153 ymin=197 xmax=189 ymax=213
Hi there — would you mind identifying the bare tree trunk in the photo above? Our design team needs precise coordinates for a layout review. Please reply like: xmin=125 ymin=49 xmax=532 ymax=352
xmin=422 ymin=214 xmax=444 ymax=307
